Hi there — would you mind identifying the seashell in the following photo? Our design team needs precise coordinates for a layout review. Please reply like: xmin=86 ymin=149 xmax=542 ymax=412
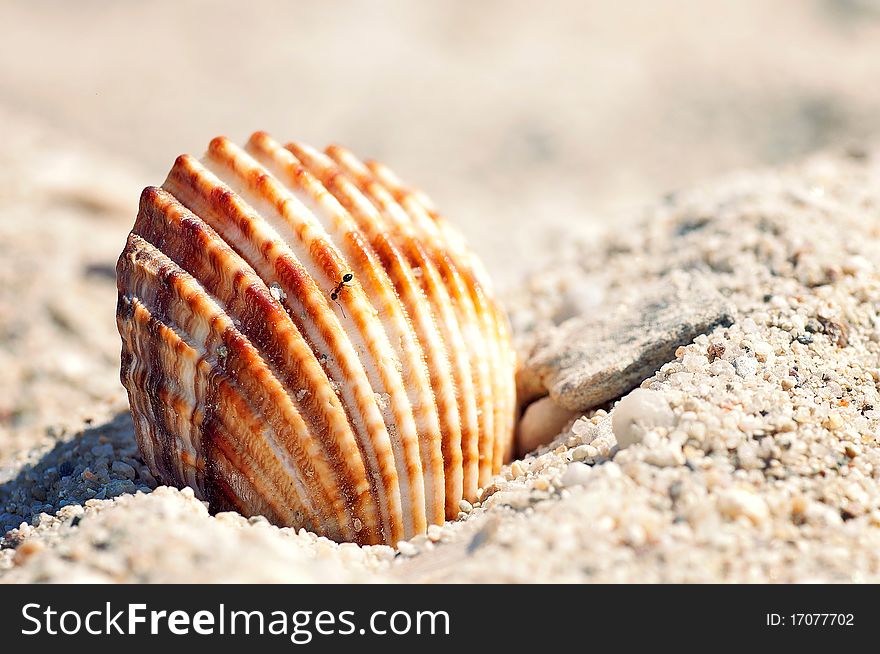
xmin=116 ymin=132 xmax=516 ymax=545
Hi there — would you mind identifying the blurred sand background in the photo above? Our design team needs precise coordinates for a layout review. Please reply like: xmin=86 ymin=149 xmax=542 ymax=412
xmin=3 ymin=0 xmax=880 ymax=525
xmin=5 ymin=0 xmax=880 ymax=280
xmin=4 ymin=1 xmax=880 ymax=582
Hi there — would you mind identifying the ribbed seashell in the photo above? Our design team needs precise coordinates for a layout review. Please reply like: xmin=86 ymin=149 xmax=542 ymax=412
xmin=116 ymin=132 xmax=516 ymax=545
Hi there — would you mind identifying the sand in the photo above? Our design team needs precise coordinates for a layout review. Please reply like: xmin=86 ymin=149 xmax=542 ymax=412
xmin=4 ymin=135 xmax=880 ymax=581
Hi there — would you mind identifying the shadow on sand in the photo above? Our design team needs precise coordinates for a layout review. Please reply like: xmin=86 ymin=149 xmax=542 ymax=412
xmin=0 ymin=412 xmax=156 ymax=537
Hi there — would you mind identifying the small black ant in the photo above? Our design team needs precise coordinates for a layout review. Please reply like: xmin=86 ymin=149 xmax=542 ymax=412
xmin=330 ymin=272 xmax=353 ymax=317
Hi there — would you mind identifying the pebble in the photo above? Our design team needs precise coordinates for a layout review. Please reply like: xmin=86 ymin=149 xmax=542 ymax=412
xmin=571 ymin=417 xmax=591 ymax=436
xmin=111 ymin=460 xmax=136 ymax=480
xmin=12 ymin=539 xmax=44 ymax=565
xmin=733 ymin=356 xmax=758 ymax=377
xmin=519 ymin=275 xmax=733 ymax=410
xmin=823 ymin=413 xmax=844 ymax=430
xmin=751 ymin=340 xmax=774 ymax=362
xmin=571 ymin=444 xmax=599 ymax=461
xmin=396 ymin=541 xmax=418 ymax=557
xmin=138 ymin=467 xmax=157 ymax=486
xmin=515 ymin=396 xmax=579 ymax=455
xmin=560 ymin=462 xmax=592 ymax=487
xmin=509 ymin=460 xmax=526 ymax=478
xmin=105 ymin=480 xmax=137 ymax=498
xmin=644 ymin=444 xmax=686 ymax=468
xmin=269 ymin=281 xmax=286 ymax=302
xmin=90 ymin=443 xmax=115 ymax=458
xmin=717 ymin=489 xmax=770 ymax=525
xmin=611 ymin=388 xmax=675 ymax=449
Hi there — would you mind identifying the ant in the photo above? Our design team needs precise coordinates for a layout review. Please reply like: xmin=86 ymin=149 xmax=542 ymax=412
xmin=330 ymin=272 xmax=353 ymax=317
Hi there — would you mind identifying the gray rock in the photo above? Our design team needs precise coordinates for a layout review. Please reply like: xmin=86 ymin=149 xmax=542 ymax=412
xmin=90 ymin=443 xmax=115 ymax=458
xmin=520 ymin=275 xmax=734 ymax=410
xmin=137 ymin=466 xmax=157 ymax=487
xmin=105 ymin=479 xmax=137 ymax=497
xmin=111 ymin=460 xmax=136 ymax=480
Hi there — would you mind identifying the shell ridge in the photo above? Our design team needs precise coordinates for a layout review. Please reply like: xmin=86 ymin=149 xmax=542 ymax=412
xmin=126 ymin=195 xmax=374 ymax=544
xmin=123 ymin=294 xmax=313 ymax=529
xmin=245 ymin=135 xmax=436 ymax=538
xmin=437 ymin=251 xmax=497 ymax=484
xmin=359 ymin=165 xmax=515 ymax=477
xmin=143 ymin=179 xmax=388 ymax=542
xmin=163 ymin=158 xmax=406 ymax=542
xmin=385 ymin=181 xmax=517 ymax=471
xmin=118 ymin=298 xmax=186 ymax=485
xmin=324 ymin=147 xmax=473 ymax=516
xmin=266 ymin=144 xmax=428 ymax=536
xmin=283 ymin=143 xmax=446 ymax=526
xmin=328 ymin=152 xmax=482 ymax=501
xmin=119 ymin=247 xmax=334 ymax=535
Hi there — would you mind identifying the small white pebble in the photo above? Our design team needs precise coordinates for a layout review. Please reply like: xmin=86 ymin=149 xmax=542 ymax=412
xmin=733 ymin=356 xmax=758 ymax=377
xmin=571 ymin=444 xmax=598 ymax=461
xmin=458 ymin=499 xmax=473 ymax=513
xmin=571 ymin=417 xmax=591 ymax=436
xmin=509 ymin=460 xmax=526 ymax=478
xmin=612 ymin=389 xmax=675 ymax=449
xmin=682 ymin=353 xmax=709 ymax=372
xmin=396 ymin=541 xmax=418 ymax=557
xmin=708 ymin=359 xmax=736 ymax=377
xmin=560 ymin=462 xmax=592 ymax=487
xmin=823 ymin=412 xmax=844 ymax=430
xmin=644 ymin=443 xmax=685 ymax=468
xmin=717 ymin=489 xmax=769 ymax=525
